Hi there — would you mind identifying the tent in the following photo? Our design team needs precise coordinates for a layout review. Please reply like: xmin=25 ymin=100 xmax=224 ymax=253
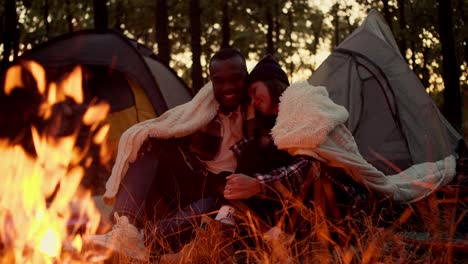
xmin=308 ymin=10 xmax=462 ymax=176
xmin=15 ymin=29 xmax=193 ymax=158
xmin=0 ymin=29 xmax=193 ymax=193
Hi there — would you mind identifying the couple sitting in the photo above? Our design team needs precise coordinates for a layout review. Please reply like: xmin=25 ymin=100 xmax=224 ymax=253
xmin=86 ymin=48 xmax=368 ymax=261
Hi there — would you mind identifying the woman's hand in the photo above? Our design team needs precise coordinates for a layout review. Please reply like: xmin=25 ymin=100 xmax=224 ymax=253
xmin=224 ymin=173 xmax=261 ymax=200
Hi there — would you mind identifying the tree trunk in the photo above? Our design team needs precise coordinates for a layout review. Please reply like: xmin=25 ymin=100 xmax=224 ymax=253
xmin=43 ymin=0 xmax=50 ymax=38
xmin=113 ymin=0 xmax=124 ymax=32
xmin=344 ymin=4 xmax=355 ymax=35
xmin=465 ymin=37 xmax=468 ymax=65
xmin=1 ymin=0 xmax=19 ymax=67
xmin=266 ymin=7 xmax=274 ymax=54
xmin=190 ymin=0 xmax=203 ymax=93
xmin=0 ymin=16 xmax=3 ymax=52
xmin=221 ymin=0 xmax=230 ymax=48
xmin=274 ymin=1 xmax=280 ymax=48
xmin=421 ymin=47 xmax=430 ymax=89
xmin=93 ymin=0 xmax=108 ymax=29
xmin=155 ymin=0 xmax=171 ymax=65
xmin=287 ymin=5 xmax=294 ymax=74
xmin=437 ymin=0 xmax=462 ymax=130
xmin=410 ymin=40 xmax=417 ymax=70
xmin=65 ymin=0 xmax=74 ymax=32
xmin=381 ymin=0 xmax=393 ymax=30
xmin=332 ymin=4 xmax=340 ymax=48
xmin=397 ymin=0 xmax=408 ymax=59
xmin=457 ymin=0 xmax=468 ymax=64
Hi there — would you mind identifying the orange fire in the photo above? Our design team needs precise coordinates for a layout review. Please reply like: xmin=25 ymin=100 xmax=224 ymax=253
xmin=0 ymin=61 xmax=109 ymax=263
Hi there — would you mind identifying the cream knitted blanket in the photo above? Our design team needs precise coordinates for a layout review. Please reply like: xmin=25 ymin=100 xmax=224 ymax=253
xmin=103 ymin=82 xmax=219 ymax=201
xmin=104 ymin=80 xmax=456 ymax=204
xmin=272 ymin=81 xmax=456 ymax=203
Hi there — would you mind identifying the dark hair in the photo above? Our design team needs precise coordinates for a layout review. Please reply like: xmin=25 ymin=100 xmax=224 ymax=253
xmin=209 ymin=48 xmax=247 ymax=73
xmin=262 ymin=78 xmax=288 ymax=106
xmin=247 ymin=54 xmax=289 ymax=87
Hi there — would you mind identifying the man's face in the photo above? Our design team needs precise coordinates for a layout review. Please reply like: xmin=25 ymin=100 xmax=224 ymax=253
xmin=210 ymin=56 xmax=247 ymax=113
xmin=249 ymin=81 xmax=278 ymax=116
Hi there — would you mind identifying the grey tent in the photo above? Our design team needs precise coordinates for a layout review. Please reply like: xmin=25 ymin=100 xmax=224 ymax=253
xmin=308 ymin=10 xmax=462 ymax=177
xmin=16 ymin=29 xmax=193 ymax=157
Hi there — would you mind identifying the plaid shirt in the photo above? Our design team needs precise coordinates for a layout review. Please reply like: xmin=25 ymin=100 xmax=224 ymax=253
xmin=231 ymin=137 xmax=369 ymax=210
xmin=230 ymin=137 xmax=249 ymax=159
xmin=231 ymin=137 xmax=315 ymax=196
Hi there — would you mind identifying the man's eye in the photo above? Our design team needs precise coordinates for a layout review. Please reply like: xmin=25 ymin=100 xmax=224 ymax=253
xmin=230 ymin=74 xmax=244 ymax=82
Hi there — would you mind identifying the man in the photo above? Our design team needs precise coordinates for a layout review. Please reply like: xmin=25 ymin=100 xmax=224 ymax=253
xmin=86 ymin=48 xmax=254 ymax=261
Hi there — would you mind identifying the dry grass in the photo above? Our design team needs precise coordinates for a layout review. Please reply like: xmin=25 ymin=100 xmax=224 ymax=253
xmin=98 ymin=182 xmax=467 ymax=264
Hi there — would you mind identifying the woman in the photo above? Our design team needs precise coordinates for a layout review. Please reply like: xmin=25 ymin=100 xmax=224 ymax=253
xmin=224 ymin=55 xmax=369 ymax=228
xmin=225 ymin=54 xmax=313 ymax=204
xmin=209 ymin=54 xmax=313 ymax=229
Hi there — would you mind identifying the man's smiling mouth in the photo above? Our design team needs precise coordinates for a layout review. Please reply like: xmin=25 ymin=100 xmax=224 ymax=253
xmin=223 ymin=93 xmax=237 ymax=100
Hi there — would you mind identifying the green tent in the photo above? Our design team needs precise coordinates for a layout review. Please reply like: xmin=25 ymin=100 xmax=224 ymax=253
xmin=308 ymin=10 xmax=462 ymax=175
xmin=16 ymin=29 xmax=193 ymax=158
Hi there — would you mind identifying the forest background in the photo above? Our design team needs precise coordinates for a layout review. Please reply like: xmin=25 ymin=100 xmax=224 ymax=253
xmin=1 ymin=0 xmax=467 ymax=136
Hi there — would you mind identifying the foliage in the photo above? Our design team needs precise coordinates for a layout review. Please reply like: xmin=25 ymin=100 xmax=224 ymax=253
xmin=1 ymin=0 xmax=467 ymax=131
xmin=18 ymin=0 xmax=93 ymax=47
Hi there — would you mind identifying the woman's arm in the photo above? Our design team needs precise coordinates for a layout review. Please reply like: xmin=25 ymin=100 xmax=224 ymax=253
xmin=224 ymin=155 xmax=316 ymax=199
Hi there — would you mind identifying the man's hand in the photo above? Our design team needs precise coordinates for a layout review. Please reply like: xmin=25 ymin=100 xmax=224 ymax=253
xmin=224 ymin=173 xmax=261 ymax=200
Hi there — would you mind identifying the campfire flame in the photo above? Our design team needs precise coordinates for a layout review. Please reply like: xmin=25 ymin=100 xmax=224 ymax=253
xmin=0 ymin=61 xmax=109 ymax=263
